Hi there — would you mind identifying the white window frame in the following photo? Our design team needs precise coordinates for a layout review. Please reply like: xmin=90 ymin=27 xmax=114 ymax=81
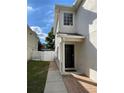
xmin=63 ymin=13 xmax=73 ymax=26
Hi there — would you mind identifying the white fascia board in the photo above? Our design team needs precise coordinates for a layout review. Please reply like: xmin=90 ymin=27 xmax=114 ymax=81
xmin=63 ymin=37 xmax=84 ymax=42
xmin=58 ymin=34 xmax=85 ymax=39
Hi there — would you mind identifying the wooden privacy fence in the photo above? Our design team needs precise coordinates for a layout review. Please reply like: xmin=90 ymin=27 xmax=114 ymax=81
xmin=32 ymin=51 xmax=55 ymax=61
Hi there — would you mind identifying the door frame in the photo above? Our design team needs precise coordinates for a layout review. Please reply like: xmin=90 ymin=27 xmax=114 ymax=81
xmin=63 ymin=43 xmax=76 ymax=71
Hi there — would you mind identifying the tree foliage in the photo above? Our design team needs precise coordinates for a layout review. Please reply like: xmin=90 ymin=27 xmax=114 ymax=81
xmin=45 ymin=27 xmax=55 ymax=49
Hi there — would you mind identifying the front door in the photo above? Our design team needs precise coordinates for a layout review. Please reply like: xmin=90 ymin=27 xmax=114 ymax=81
xmin=65 ymin=44 xmax=74 ymax=69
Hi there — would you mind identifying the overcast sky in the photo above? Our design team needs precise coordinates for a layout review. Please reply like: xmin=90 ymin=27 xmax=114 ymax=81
xmin=27 ymin=0 xmax=75 ymax=43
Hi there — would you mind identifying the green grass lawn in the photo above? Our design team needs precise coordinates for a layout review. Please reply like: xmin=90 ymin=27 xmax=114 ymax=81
xmin=27 ymin=60 xmax=50 ymax=93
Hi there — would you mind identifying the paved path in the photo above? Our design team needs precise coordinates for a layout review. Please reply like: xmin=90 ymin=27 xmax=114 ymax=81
xmin=44 ymin=61 xmax=68 ymax=93
xmin=63 ymin=74 xmax=97 ymax=93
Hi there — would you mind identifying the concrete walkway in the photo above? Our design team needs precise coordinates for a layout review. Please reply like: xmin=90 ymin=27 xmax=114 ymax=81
xmin=44 ymin=61 xmax=68 ymax=93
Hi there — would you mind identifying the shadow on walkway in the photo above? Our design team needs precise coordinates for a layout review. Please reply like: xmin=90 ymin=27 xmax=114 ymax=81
xmin=62 ymin=74 xmax=97 ymax=93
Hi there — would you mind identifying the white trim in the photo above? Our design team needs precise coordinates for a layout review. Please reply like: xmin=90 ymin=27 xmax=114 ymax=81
xmin=63 ymin=38 xmax=84 ymax=42
xmin=64 ymin=43 xmax=76 ymax=71
xmin=63 ymin=41 xmax=65 ymax=73
xmin=55 ymin=4 xmax=75 ymax=11
xmin=62 ymin=11 xmax=75 ymax=28
xmin=61 ymin=40 xmax=83 ymax=74
xmin=65 ymin=68 xmax=76 ymax=70
xmin=58 ymin=33 xmax=85 ymax=38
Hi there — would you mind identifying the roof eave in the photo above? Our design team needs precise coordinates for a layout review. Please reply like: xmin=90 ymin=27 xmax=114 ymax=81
xmin=73 ymin=0 xmax=85 ymax=10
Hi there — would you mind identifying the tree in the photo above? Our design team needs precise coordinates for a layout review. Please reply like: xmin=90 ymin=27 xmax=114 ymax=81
xmin=45 ymin=27 xmax=55 ymax=49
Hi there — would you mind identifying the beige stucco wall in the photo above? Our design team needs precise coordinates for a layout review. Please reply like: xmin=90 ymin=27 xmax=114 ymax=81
xmin=55 ymin=34 xmax=62 ymax=71
xmin=54 ymin=0 xmax=97 ymax=82
xmin=27 ymin=26 xmax=39 ymax=61
xmin=59 ymin=10 xmax=76 ymax=33
xmin=75 ymin=0 xmax=97 ymax=82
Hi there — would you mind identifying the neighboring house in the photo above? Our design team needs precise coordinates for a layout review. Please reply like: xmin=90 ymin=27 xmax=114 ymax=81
xmin=54 ymin=0 xmax=97 ymax=82
xmin=27 ymin=25 xmax=39 ymax=61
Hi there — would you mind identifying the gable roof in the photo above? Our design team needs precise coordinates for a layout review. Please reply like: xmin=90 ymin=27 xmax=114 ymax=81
xmin=55 ymin=0 xmax=84 ymax=12
xmin=73 ymin=0 xmax=84 ymax=10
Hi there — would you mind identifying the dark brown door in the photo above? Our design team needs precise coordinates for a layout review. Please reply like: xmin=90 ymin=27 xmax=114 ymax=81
xmin=65 ymin=44 xmax=74 ymax=68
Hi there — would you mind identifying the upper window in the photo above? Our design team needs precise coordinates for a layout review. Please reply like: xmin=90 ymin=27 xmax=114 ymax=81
xmin=64 ymin=13 xmax=73 ymax=26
